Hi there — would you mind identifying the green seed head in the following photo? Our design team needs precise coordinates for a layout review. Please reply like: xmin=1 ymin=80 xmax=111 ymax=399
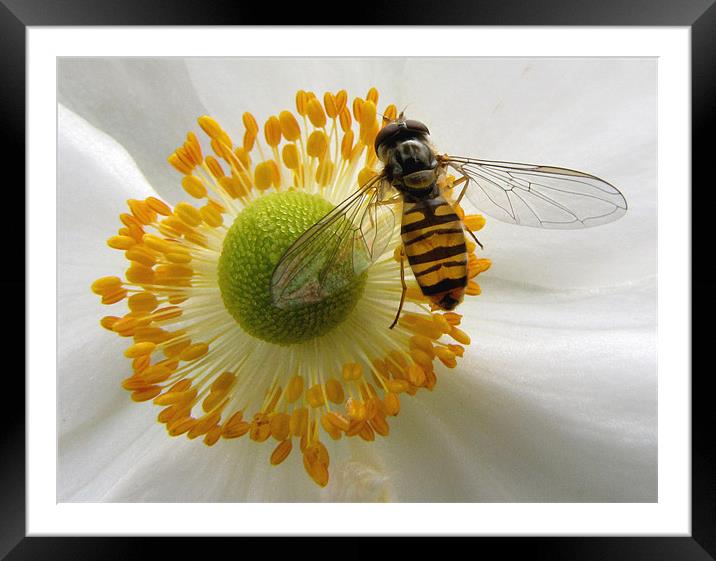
xmin=218 ymin=191 xmax=366 ymax=345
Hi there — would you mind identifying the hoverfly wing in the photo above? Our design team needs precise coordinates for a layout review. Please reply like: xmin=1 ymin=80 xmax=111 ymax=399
xmin=355 ymin=180 xmax=397 ymax=271
xmin=444 ymin=156 xmax=627 ymax=229
xmin=271 ymin=175 xmax=395 ymax=308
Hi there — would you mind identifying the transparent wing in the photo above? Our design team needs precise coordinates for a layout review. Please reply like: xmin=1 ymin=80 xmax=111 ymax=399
xmin=271 ymin=176 xmax=396 ymax=308
xmin=444 ymin=156 xmax=628 ymax=229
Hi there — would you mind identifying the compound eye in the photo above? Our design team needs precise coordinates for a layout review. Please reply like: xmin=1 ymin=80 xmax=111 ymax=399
xmin=374 ymin=123 xmax=400 ymax=151
xmin=405 ymin=120 xmax=430 ymax=135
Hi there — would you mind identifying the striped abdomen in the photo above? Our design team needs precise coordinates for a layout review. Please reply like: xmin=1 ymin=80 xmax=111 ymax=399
xmin=401 ymin=193 xmax=468 ymax=310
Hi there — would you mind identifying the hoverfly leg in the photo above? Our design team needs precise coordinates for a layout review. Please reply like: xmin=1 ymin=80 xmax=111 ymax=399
xmin=452 ymin=175 xmax=469 ymax=206
xmin=389 ymin=248 xmax=408 ymax=329
xmin=466 ymin=227 xmax=484 ymax=250
xmin=376 ymin=194 xmax=403 ymax=207
xmin=452 ymin=174 xmax=484 ymax=250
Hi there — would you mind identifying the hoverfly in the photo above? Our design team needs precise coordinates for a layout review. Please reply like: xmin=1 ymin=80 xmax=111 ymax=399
xmin=271 ymin=113 xmax=627 ymax=328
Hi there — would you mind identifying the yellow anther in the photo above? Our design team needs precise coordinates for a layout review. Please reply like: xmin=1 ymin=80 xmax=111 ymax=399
xmin=270 ymin=413 xmax=291 ymax=441
xmin=131 ymin=386 xmax=162 ymax=402
xmin=249 ymin=414 xmax=272 ymax=442
xmin=184 ymin=131 xmax=203 ymax=165
xmin=370 ymin=414 xmax=389 ymax=437
xmin=282 ymin=143 xmax=300 ymax=170
xmin=134 ymin=327 xmax=170 ymax=344
xmin=409 ymin=347 xmax=434 ymax=370
xmin=91 ymin=276 xmax=122 ymax=295
xmin=157 ymin=263 xmax=193 ymax=279
xmin=100 ymin=316 xmax=119 ymax=330
xmin=305 ymin=130 xmax=327 ymax=159
xmin=385 ymin=379 xmax=410 ymax=393
xmin=271 ymin=439 xmax=293 ymax=465
xmin=200 ymin=205 xmax=223 ymax=228
xmin=254 ymin=161 xmax=279 ymax=190
xmin=101 ymin=288 xmax=127 ymax=305
xmin=400 ymin=313 xmax=444 ymax=339
xmin=358 ymin=423 xmax=375 ymax=442
xmin=276 ymin=110 xmax=300 ymax=142
xmin=125 ymin=247 xmax=156 ymax=267
xmin=146 ymin=197 xmax=172 ymax=216
xmin=168 ymin=152 xmax=192 ymax=175
xmin=384 ymin=393 xmax=400 ymax=416
xmin=142 ymin=365 xmax=173 ymax=384
xmin=198 ymin=115 xmax=223 ymax=139
xmin=182 ymin=175 xmax=207 ymax=199
xmin=289 ymin=407 xmax=308 ymax=436
xmin=346 ymin=398 xmax=367 ymax=421
xmin=339 ymin=107 xmax=352 ymax=133
xmin=464 ymin=214 xmax=486 ymax=232
xmin=323 ymin=92 xmax=338 ymax=118
xmin=222 ymin=419 xmax=250 ymax=439
xmin=469 ymin=257 xmax=492 ymax=278
xmin=435 ymin=347 xmax=457 ymax=368
xmin=443 ymin=312 xmax=462 ymax=326
xmin=321 ymin=415 xmax=342 ymax=440
xmin=165 ymin=251 xmax=192 ymax=264
xmin=152 ymin=306 xmax=183 ymax=322
xmin=407 ymin=363 xmax=427 ymax=386
xmin=174 ymin=202 xmax=203 ymax=227
xmin=342 ymin=362 xmax=362 ymax=381
xmin=128 ymin=292 xmax=158 ymax=313
xmin=264 ymin=115 xmax=282 ymax=147
xmin=467 ymin=281 xmax=481 ymax=296
xmin=179 ymin=342 xmax=209 ymax=362
xmin=233 ymin=146 xmax=251 ymax=169
xmin=341 ymin=130 xmax=354 ymax=161
xmin=383 ymin=104 xmax=398 ymax=122
xmin=432 ymin=314 xmax=453 ymax=334
xmin=107 ymin=236 xmax=137 ymax=249
xmin=410 ymin=334 xmax=436 ymax=356
xmin=315 ymin=159 xmax=334 ymax=187
xmin=127 ymin=199 xmax=156 ymax=225
xmin=366 ymin=87 xmax=379 ymax=104
xmin=306 ymin=98 xmax=327 ymax=128
xmin=449 ymin=326 xmax=471 ymax=345
xmin=356 ymin=167 xmax=376 ymax=187
xmin=295 ymin=90 xmax=309 ymax=116
xmin=124 ymin=341 xmax=156 ymax=358
xmin=141 ymin=234 xmax=171 ymax=254
xmin=287 ymin=375 xmax=304 ymax=403
xmin=352 ymin=97 xmax=364 ymax=121
xmin=325 ymin=378 xmax=345 ymax=404
xmin=125 ymin=265 xmax=155 ymax=284
xmin=205 ymin=156 xmax=225 ymax=178
xmin=303 ymin=441 xmax=330 ymax=487
xmin=307 ymin=384 xmax=326 ymax=407
xmin=335 ymin=90 xmax=348 ymax=113
xmin=242 ymin=112 xmax=259 ymax=136
xmin=360 ymin=100 xmax=377 ymax=130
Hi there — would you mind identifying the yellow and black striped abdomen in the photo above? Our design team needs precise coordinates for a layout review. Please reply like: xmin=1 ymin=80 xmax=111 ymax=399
xmin=401 ymin=195 xmax=468 ymax=310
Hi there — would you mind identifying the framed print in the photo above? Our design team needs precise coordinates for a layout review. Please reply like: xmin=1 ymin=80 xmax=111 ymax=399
xmin=5 ymin=1 xmax=710 ymax=559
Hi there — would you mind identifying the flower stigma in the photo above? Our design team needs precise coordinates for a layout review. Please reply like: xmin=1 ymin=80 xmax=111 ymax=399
xmin=91 ymin=87 xmax=491 ymax=487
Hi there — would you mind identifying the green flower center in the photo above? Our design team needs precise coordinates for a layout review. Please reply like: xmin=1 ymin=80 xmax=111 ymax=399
xmin=218 ymin=191 xmax=367 ymax=345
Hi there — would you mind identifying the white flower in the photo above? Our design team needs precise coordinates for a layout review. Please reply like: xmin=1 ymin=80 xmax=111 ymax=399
xmin=58 ymin=58 xmax=656 ymax=502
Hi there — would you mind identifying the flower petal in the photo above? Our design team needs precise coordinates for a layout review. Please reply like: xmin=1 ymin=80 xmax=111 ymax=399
xmin=58 ymin=103 xmax=163 ymax=497
xmin=58 ymin=59 xmax=208 ymax=202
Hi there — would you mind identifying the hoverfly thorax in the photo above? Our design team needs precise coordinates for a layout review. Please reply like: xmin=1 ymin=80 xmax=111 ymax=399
xmin=375 ymin=117 xmax=438 ymax=194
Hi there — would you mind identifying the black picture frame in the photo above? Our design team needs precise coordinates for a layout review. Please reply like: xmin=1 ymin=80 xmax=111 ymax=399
xmin=4 ymin=1 xmax=708 ymax=559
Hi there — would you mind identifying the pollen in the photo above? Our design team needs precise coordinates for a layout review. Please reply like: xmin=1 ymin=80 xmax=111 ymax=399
xmin=92 ymin=87 xmax=489 ymax=488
